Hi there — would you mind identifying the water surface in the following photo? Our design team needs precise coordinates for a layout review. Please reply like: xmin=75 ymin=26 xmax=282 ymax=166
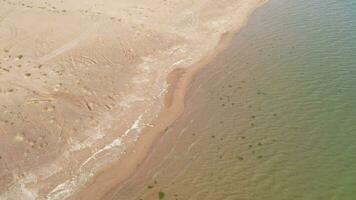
xmin=108 ymin=0 xmax=356 ymax=199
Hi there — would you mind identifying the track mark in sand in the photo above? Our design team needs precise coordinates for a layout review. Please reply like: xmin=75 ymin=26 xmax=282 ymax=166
xmin=0 ymin=8 xmax=13 ymax=25
xmin=40 ymin=37 xmax=82 ymax=62
xmin=40 ymin=24 xmax=98 ymax=62
xmin=81 ymin=56 xmax=98 ymax=65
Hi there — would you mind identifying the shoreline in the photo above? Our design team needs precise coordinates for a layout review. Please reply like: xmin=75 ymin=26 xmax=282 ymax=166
xmin=0 ymin=0 xmax=268 ymax=199
xmin=71 ymin=1 xmax=269 ymax=199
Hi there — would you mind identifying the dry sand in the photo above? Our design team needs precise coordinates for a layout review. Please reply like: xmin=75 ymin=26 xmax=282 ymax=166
xmin=0 ymin=0 xmax=266 ymax=199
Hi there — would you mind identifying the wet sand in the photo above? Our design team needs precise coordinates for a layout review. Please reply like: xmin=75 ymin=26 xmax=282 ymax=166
xmin=103 ymin=0 xmax=356 ymax=199
xmin=0 ymin=0 xmax=266 ymax=199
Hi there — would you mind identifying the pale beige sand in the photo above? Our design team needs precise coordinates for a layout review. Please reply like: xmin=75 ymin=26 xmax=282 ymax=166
xmin=0 ymin=0 xmax=266 ymax=199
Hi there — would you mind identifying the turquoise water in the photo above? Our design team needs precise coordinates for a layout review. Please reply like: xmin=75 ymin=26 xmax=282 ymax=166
xmin=107 ymin=0 xmax=356 ymax=199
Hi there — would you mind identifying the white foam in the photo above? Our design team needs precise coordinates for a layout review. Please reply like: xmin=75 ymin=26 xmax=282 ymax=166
xmin=47 ymin=114 xmax=144 ymax=200
xmin=47 ymin=178 xmax=76 ymax=200
xmin=79 ymin=138 xmax=122 ymax=171
xmin=172 ymin=58 xmax=193 ymax=66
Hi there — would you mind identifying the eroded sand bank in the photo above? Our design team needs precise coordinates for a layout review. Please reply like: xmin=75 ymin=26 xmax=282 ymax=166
xmin=0 ymin=0 xmax=266 ymax=199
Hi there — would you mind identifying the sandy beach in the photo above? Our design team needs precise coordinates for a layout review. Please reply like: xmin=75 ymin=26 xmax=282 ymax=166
xmin=0 ymin=0 xmax=266 ymax=199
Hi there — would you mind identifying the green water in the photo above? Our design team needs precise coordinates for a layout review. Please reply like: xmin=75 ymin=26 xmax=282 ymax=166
xmin=109 ymin=0 xmax=356 ymax=199
xmin=228 ymin=0 xmax=356 ymax=199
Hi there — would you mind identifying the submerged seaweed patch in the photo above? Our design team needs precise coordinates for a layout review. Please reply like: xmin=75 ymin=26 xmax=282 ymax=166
xmin=159 ymin=191 xmax=165 ymax=199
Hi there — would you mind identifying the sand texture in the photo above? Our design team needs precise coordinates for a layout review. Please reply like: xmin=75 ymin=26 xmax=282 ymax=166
xmin=0 ymin=0 xmax=265 ymax=199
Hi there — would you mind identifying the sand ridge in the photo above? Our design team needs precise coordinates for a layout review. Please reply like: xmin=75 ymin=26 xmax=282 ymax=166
xmin=0 ymin=0 xmax=266 ymax=199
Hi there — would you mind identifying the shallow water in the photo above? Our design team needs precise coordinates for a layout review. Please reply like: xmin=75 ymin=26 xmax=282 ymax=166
xmin=107 ymin=0 xmax=356 ymax=199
